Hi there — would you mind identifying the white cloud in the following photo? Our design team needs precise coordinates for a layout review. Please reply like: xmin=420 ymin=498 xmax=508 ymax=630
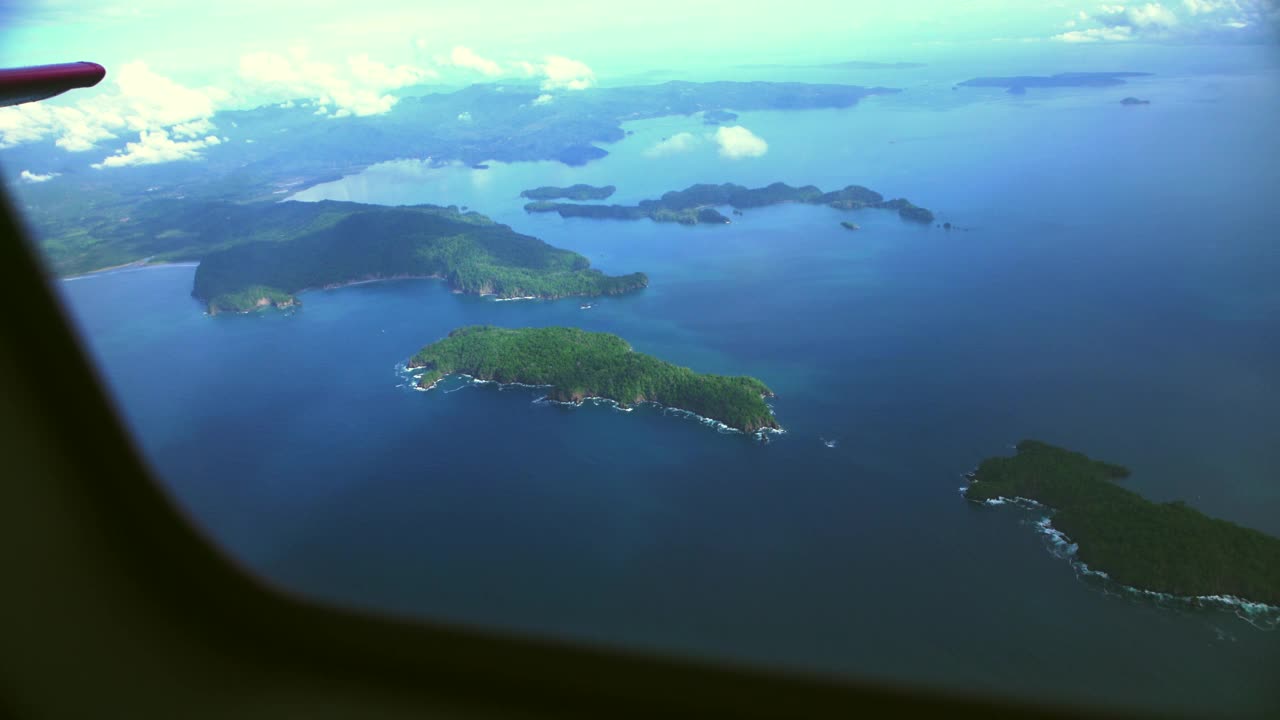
xmin=53 ymin=106 xmax=120 ymax=151
xmin=1123 ymin=3 xmax=1181 ymax=28
xmin=1183 ymin=0 xmax=1224 ymax=14
xmin=714 ymin=126 xmax=768 ymax=159
xmin=114 ymin=60 xmax=227 ymax=129
xmin=1053 ymin=25 xmax=1135 ymax=41
xmin=171 ymin=118 xmax=215 ymax=138
xmin=533 ymin=93 xmax=554 ymax=106
xmin=434 ymin=50 xmax=594 ymax=91
xmin=1054 ymin=0 xmax=1275 ymax=42
xmin=0 ymin=60 xmax=224 ymax=156
xmin=237 ymin=49 xmax=426 ymax=118
xmin=541 ymin=56 xmax=595 ymax=91
xmin=447 ymin=46 xmax=503 ymax=76
xmin=643 ymin=132 xmax=699 ymax=157
xmin=1063 ymin=2 xmax=1179 ymax=38
xmin=0 ymin=105 xmax=53 ymax=148
xmin=349 ymin=53 xmax=435 ymax=87
xmin=91 ymin=129 xmax=221 ymax=169
xmin=19 ymin=170 xmax=59 ymax=183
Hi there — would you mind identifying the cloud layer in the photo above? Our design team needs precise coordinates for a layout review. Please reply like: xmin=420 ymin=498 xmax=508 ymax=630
xmin=0 ymin=60 xmax=226 ymax=156
xmin=448 ymin=46 xmax=503 ymax=76
xmin=0 ymin=40 xmax=598 ymax=171
xmin=440 ymin=46 xmax=595 ymax=91
xmin=0 ymin=48 xmax=436 ymax=168
xmin=540 ymin=56 xmax=595 ymax=91
xmin=238 ymin=49 xmax=433 ymax=117
xmin=1054 ymin=1 xmax=1278 ymax=42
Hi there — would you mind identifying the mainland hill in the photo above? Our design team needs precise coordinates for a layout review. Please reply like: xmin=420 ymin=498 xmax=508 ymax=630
xmin=187 ymin=201 xmax=647 ymax=313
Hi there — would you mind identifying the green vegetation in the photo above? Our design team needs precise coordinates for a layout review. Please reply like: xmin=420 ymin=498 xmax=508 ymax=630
xmin=191 ymin=201 xmax=647 ymax=312
xmin=874 ymin=198 xmax=935 ymax=223
xmin=520 ymin=184 xmax=616 ymax=201
xmin=966 ymin=440 xmax=1280 ymax=605
xmin=525 ymin=182 xmax=933 ymax=225
xmin=207 ymin=285 xmax=298 ymax=315
xmin=408 ymin=326 xmax=780 ymax=433
xmin=15 ymin=81 xmax=897 ymax=275
xmin=701 ymin=109 xmax=739 ymax=125
xmin=26 ymin=194 xmax=364 ymax=277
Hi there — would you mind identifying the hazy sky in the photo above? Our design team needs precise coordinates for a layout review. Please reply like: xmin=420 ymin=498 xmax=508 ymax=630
xmin=0 ymin=1 xmax=1275 ymax=170
xmin=0 ymin=2 xmax=1064 ymax=72
xmin=2 ymin=1 xmax=1276 ymax=78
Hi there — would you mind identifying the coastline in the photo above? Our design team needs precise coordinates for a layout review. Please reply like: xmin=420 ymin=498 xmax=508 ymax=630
xmin=62 ymin=258 xmax=199 ymax=281
xmin=304 ymin=274 xmax=614 ymax=301
xmin=410 ymin=370 xmax=783 ymax=436
xmin=212 ymin=273 xmax=580 ymax=314
xmin=965 ymin=488 xmax=1280 ymax=626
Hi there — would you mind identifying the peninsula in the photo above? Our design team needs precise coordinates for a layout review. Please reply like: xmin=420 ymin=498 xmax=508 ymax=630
xmin=736 ymin=60 xmax=925 ymax=71
xmin=520 ymin=184 xmax=616 ymax=201
xmin=965 ymin=440 xmax=1280 ymax=605
xmin=408 ymin=326 xmax=781 ymax=433
xmin=958 ymin=72 xmax=1151 ymax=93
xmin=525 ymin=182 xmax=934 ymax=225
xmin=191 ymin=201 xmax=647 ymax=314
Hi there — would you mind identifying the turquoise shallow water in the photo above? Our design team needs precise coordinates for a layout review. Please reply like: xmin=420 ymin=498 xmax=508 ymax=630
xmin=58 ymin=47 xmax=1280 ymax=716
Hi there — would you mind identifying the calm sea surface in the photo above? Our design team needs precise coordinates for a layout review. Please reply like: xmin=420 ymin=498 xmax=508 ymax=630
xmin=57 ymin=46 xmax=1280 ymax=716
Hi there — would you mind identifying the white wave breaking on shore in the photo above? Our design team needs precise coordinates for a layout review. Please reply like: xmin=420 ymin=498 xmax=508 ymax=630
xmin=404 ymin=370 xmax=783 ymax=438
xmin=1028 ymin=514 xmax=1280 ymax=630
xmin=966 ymin=483 xmax=1280 ymax=629
xmin=981 ymin=495 xmax=1044 ymax=509
xmin=394 ymin=361 xmax=438 ymax=392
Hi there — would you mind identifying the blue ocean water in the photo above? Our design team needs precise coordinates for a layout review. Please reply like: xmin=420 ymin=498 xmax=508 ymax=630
xmin=57 ymin=46 xmax=1279 ymax=715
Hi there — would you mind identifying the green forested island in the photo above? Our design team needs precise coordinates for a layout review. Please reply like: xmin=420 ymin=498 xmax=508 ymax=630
xmin=408 ymin=326 xmax=781 ymax=433
xmin=520 ymin=184 xmax=617 ymax=201
xmin=966 ymin=440 xmax=1280 ymax=605
xmin=190 ymin=201 xmax=647 ymax=314
xmin=701 ymin=109 xmax=739 ymax=125
xmin=524 ymin=182 xmax=934 ymax=225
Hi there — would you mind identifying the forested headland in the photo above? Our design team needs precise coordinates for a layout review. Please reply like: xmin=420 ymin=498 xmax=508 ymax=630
xmin=966 ymin=440 xmax=1280 ymax=605
xmin=192 ymin=202 xmax=647 ymax=313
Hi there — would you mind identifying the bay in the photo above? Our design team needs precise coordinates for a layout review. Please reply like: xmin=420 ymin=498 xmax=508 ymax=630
xmin=58 ymin=45 xmax=1280 ymax=716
